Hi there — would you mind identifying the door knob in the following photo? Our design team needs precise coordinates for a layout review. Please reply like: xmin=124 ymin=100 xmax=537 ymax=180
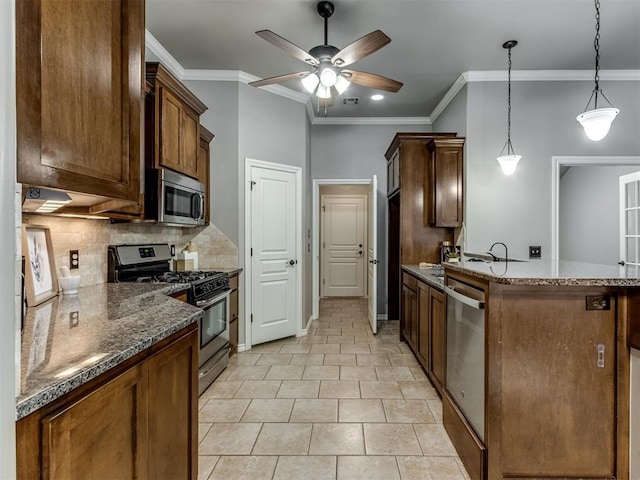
xmin=619 ymin=260 xmax=626 ymax=265
xmin=288 ymin=259 xmax=296 ymax=266
xmin=358 ymin=250 xmax=363 ymax=256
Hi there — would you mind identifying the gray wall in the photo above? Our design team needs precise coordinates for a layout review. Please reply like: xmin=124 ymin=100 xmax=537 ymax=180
xmin=560 ymin=165 xmax=640 ymax=265
xmin=184 ymin=81 xmax=240 ymax=245
xmin=464 ymin=80 xmax=640 ymax=260
xmin=432 ymin=85 xmax=468 ymax=136
xmin=310 ymin=123 xmax=431 ymax=315
xmin=1 ymin=0 xmax=16 ymax=476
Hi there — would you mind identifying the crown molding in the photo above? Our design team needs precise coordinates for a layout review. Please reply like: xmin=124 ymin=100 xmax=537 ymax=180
xmin=428 ymin=69 xmax=640 ymax=123
xmin=145 ymin=30 xmax=184 ymax=79
xmin=145 ymin=31 xmax=640 ymax=125
xmin=311 ymin=116 xmax=431 ymax=126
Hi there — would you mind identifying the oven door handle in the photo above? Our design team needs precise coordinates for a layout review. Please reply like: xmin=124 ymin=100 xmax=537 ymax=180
xmin=196 ymin=289 xmax=231 ymax=309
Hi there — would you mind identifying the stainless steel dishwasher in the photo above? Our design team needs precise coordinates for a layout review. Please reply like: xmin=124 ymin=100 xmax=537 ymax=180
xmin=444 ymin=278 xmax=486 ymax=442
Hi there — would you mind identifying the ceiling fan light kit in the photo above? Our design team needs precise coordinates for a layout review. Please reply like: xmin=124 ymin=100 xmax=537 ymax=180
xmin=577 ymin=0 xmax=619 ymax=141
xmin=249 ymin=1 xmax=403 ymax=111
xmin=497 ymin=40 xmax=522 ymax=176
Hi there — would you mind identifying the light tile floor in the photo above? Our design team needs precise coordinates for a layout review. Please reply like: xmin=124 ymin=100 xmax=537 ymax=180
xmin=198 ymin=297 xmax=471 ymax=480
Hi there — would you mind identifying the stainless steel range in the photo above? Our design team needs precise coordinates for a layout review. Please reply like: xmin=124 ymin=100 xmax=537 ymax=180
xmin=108 ymin=243 xmax=230 ymax=395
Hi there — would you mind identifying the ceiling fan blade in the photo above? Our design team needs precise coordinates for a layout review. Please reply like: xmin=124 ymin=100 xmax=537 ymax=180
xmin=249 ymin=72 xmax=309 ymax=88
xmin=256 ymin=30 xmax=319 ymax=66
xmin=342 ymin=69 xmax=403 ymax=93
xmin=331 ymin=30 xmax=391 ymax=67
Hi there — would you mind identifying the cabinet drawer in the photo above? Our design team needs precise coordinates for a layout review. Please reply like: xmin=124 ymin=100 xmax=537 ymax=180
xmin=402 ymin=273 xmax=417 ymax=291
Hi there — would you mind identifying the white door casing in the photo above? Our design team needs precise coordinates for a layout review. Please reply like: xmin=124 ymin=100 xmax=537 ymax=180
xmin=620 ymin=171 xmax=640 ymax=266
xmin=321 ymin=194 xmax=366 ymax=297
xmin=245 ymin=159 xmax=302 ymax=347
xmin=367 ymin=175 xmax=378 ymax=334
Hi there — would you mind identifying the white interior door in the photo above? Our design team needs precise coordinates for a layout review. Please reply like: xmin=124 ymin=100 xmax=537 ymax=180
xmin=620 ymin=171 xmax=640 ymax=266
xmin=250 ymin=165 xmax=297 ymax=345
xmin=321 ymin=194 xmax=366 ymax=297
xmin=367 ymin=175 xmax=378 ymax=334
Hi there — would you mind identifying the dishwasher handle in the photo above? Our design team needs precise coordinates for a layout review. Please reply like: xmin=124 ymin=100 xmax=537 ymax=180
xmin=444 ymin=286 xmax=485 ymax=310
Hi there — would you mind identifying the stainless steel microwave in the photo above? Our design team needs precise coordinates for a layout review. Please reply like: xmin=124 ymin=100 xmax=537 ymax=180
xmin=145 ymin=168 xmax=205 ymax=227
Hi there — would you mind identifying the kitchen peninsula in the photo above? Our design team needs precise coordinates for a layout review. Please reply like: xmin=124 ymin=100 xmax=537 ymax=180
xmin=16 ymin=283 xmax=202 ymax=479
xmin=438 ymin=259 xmax=638 ymax=480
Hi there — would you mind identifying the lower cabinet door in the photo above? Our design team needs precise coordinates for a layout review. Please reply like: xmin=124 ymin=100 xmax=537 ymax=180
xmin=429 ymin=287 xmax=446 ymax=391
xmin=417 ymin=283 xmax=430 ymax=368
xmin=147 ymin=329 xmax=198 ymax=479
xmin=42 ymin=364 xmax=148 ymax=480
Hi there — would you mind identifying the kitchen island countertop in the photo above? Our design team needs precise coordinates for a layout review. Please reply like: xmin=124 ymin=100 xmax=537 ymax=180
xmin=16 ymin=282 xmax=202 ymax=420
xmin=443 ymin=259 xmax=640 ymax=287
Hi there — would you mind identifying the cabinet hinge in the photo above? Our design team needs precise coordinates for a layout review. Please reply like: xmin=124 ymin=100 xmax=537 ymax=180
xmin=250 ymin=181 xmax=256 ymax=191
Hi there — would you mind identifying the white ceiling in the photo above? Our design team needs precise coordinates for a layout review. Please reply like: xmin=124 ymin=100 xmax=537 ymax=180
xmin=146 ymin=0 xmax=640 ymax=118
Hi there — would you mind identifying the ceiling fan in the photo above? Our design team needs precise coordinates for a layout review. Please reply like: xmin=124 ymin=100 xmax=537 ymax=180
xmin=249 ymin=0 xmax=403 ymax=104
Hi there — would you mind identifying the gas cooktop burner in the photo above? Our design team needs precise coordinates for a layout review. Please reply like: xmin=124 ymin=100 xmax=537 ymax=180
xmin=135 ymin=271 xmax=223 ymax=284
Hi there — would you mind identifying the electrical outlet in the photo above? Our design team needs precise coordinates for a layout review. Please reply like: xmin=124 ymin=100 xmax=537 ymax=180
xmin=70 ymin=250 xmax=79 ymax=269
xmin=529 ymin=246 xmax=541 ymax=258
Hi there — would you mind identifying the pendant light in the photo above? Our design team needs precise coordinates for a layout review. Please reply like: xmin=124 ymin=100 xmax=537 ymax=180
xmin=576 ymin=0 xmax=619 ymax=141
xmin=497 ymin=40 xmax=521 ymax=176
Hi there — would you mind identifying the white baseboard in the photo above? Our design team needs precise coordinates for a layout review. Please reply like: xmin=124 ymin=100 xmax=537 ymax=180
xmin=377 ymin=314 xmax=389 ymax=321
xmin=297 ymin=316 xmax=313 ymax=337
xmin=237 ymin=344 xmax=247 ymax=353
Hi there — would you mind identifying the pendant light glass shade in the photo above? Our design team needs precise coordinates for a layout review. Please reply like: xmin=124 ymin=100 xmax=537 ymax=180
xmin=496 ymin=40 xmax=521 ymax=175
xmin=577 ymin=0 xmax=619 ymax=141
xmin=334 ymin=75 xmax=350 ymax=94
xmin=301 ymin=73 xmax=320 ymax=93
xmin=577 ymin=107 xmax=619 ymax=141
xmin=497 ymin=154 xmax=521 ymax=176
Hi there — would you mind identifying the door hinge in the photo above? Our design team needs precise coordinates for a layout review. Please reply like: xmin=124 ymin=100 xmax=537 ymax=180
xmin=322 ymin=205 xmax=325 ymax=212
xmin=250 ymin=248 xmax=253 ymax=256
xmin=322 ymin=242 xmax=325 ymax=249
xmin=250 ymin=181 xmax=256 ymax=191
xmin=251 ymin=314 xmax=253 ymax=323
xmin=323 ymin=278 xmax=325 ymax=285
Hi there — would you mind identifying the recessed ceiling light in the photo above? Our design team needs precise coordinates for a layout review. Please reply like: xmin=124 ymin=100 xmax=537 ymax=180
xmin=371 ymin=94 xmax=384 ymax=101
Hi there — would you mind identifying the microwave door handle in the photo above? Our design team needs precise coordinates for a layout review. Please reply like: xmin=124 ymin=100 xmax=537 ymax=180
xmin=191 ymin=193 xmax=201 ymax=220
xmin=199 ymin=193 xmax=205 ymax=220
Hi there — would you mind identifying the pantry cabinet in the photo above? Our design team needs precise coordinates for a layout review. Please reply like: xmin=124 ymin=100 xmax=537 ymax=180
xmin=146 ymin=63 xmax=208 ymax=180
xmin=16 ymin=0 xmax=145 ymax=209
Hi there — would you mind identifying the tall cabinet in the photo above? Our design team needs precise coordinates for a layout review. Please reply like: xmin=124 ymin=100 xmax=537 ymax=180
xmin=386 ymin=133 xmax=465 ymax=320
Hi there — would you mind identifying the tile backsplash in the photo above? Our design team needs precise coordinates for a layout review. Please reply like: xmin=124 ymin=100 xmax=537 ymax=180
xmin=21 ymin=214 xmax=238 ymax=288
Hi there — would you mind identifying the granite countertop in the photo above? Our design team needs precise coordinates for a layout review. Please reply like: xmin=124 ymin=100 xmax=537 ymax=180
xmin=443 ymin=259 xmax=640 ymax=286
xmin=16 ymin=283 xmax=203 ymax=420
xmin=401 ymin=265 xmax=445 ymax=290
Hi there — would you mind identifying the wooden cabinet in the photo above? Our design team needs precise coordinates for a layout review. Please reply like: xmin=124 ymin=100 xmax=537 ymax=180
xmin=385 ymin=133 xmax=463 ymax=320
xmin=42 ymin=364 xmax=148 ymax=479
xmin=428 ymin=287 xmax=446 ymax=391
xmin=425 ymin=138 xmax=465 ymax=227
xmin=16 ymin=0 xmax=144 ymax=209
xmin=401 ymin=274 xmax=418 ymax=351
xmin=146 ymin=63 xmax=208 ymax=179
xmin=147 ymin=330 xmax=198 ymax=479
xmin=400 ymin=270 xmax=446 ymax=395
xmin=229 ymin=272 xmax=240 ymax=356
xmin=17 ymin=325 xmax=198 ymax=479
xmin=387 ymin=148 xmax=400 ymax=195
xmin=199 ymin=126 xmax=215 ymax=225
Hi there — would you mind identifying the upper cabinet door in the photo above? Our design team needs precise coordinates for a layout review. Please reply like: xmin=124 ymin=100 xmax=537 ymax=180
xmin=426 ymin=137 xmax=465 ymax=228
xmin=146 ymin=63 xmax=208 ymax=180
xmin=16 ymin=0 xmax=144 ymax=203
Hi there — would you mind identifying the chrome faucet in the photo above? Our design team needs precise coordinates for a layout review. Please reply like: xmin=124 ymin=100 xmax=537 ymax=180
xmin=488 ymin=242 xmax=508 ymax=262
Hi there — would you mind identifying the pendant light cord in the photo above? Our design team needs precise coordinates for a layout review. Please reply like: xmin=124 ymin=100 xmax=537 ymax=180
xmin=507 ymin=45 xmax=513 ymax=155
xmin=594 ymin=0 xmax=601 ymax=107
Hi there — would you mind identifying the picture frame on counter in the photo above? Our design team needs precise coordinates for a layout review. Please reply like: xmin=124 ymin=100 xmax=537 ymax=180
xmin=23 ymin=224 xmax=59 ymax=307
